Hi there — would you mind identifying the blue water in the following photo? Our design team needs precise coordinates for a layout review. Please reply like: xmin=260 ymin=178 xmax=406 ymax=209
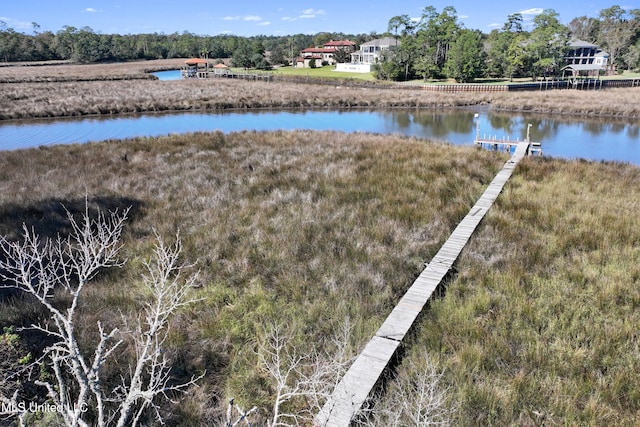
xmin=153 ymin=70 xmax=182 ymax=80
xmin=1 ymin=109 xmax=639 ymax=165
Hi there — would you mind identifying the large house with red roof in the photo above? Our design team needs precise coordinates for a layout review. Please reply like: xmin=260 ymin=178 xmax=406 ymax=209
xmin=294 ymin=40 xmax=356 ymax=68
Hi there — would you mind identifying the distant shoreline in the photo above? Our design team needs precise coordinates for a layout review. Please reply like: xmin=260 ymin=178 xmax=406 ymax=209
xmin=1 ymin=59 xmax=639 ymax=121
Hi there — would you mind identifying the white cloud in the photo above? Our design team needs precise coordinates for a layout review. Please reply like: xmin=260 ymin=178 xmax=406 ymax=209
xmin=300 ymin=8 xmax=326 ymax=19
xmin=84 ymin=7 xmax=101 ymax=13
xmin=243 ymin=15 xmax=262 ymax=21
xmin=224 ymin=16 xmax=240 ymax=21
xmin=282 ymin=16 xmax=296 ymax=22
xmin=518 ymin=8 xmax=543 ymax=16
xmin=258 ymin=21 xmax=271 ymax=26
xmin=0 ymin=17 xmax=33 ymax=30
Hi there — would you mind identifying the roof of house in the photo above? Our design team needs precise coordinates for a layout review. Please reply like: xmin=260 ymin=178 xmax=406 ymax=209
xmin=185 ymin=58 xmax=208 ymax=65
xmin=568 ymin=39 xmax=598 ymax=49
xmin=359 ymin=37 xmax=400 ymax=47
xmin=301 ymin=47 xmax=334 ymax=53
xmin=298 ymin=55 xmax=323 ymax=60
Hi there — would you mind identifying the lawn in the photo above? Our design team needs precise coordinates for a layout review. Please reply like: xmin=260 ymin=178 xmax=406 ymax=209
xmin=270 ymin=64 xmax=377 ymax=81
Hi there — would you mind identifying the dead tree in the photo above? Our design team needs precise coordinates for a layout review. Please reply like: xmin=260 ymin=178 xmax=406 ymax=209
xmin=0 ymin=203 xmax=201 ymax=426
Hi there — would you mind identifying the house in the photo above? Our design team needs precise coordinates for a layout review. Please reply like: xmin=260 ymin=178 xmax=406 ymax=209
xmin=295 ymin=54 xmax=324 ymax=69
xmin=294 ymin=40 xmax=356 ymax=68
xmin=336 ymin=37 xmax=400 ymax=73
xmin=562 ymin=39 xmax=610 ymax=77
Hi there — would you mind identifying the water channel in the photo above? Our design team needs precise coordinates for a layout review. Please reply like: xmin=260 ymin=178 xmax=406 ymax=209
xmin=1 ymin=108 xmax=639 ymax=165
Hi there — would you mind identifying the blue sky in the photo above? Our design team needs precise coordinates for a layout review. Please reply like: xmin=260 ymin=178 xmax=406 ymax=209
xmin=1 ymin=1 xmax=628 ymax=36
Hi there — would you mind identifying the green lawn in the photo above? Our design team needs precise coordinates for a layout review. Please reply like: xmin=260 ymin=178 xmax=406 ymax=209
xmin=229 ymin=65 xmax=639 ymax=85
xmin=270 ymin=65 xmax=377 ymax=81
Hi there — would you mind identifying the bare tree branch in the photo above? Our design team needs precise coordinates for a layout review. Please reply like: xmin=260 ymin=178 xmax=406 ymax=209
xmin=0 ymin=203 xmax=202 ymax=427
xmin=256 ymin=319 xmax=355 ymax=427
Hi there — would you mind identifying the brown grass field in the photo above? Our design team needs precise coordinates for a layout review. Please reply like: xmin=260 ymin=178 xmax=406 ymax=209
xmin=1 ymin=60 xmax=640 ymax=425
xmin=1 ymin=60 xmax=639 ymax=120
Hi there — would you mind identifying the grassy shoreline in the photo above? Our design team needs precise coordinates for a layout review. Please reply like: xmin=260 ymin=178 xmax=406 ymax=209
xmin=1 ymin=129 xmax=639 ymax=424
xmin=1 ymin=60 xmax=639 ymax=121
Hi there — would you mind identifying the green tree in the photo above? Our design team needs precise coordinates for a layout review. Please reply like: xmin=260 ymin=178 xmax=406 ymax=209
xmin=374 ymin=49 xmax=404 ymax=80
xmin=269 ymin=44 xmax=288 ymax=66
xmin=486 ymin=13 xmax=525 ymax=79
xmin=332 ymin=47 xmax=351 ymax=63
xmin=506 ymin=33 xmax=528 ymax=80
xmin=313 ymin=32 xmax=332 ymax=47
xmin=525 ymin=9 xmax=570 ymax=80
xmin=231 ymin=42 xmax=253 ymax=68
xmin=251 ymin=52 xmax=270 ymax=69
xmin=414 ymin=6 xmax=461 ymax=80
xmin=54 ymin=25 xmax=79 ymax=60
xmin=623 ymin=39 xmax=640 ymax=71
xmin=385 ymin=14 xmax=416 ymax=80
xmin=0 ymin=22 xmax=20 ymax=62
xmin=597 ymin=6 xmax=640 ymax=71
xmin=445 ymin=29 xmax=485 ymax=82
xmin=568 ymin=16 xmax=600 ymax=42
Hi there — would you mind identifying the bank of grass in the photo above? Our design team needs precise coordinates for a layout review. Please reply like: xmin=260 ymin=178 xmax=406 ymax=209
xmin=0 ymin=130 xmax=505 ymax=423
xmin=1 ymin=60 xmax=639 ymax=120
xmin=0 ymin=58 xmax=185 ymax=83
xmin=409 ymin=158 xmax=640 ymax=425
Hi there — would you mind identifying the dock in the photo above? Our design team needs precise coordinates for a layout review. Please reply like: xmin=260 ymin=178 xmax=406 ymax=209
xmin=315 ymin=140 xmax=534 ymax=427
xmin=473 ymin=122 xmax=542 ymax=156
xmin=474 ymin=136 xmax=542 ymax=155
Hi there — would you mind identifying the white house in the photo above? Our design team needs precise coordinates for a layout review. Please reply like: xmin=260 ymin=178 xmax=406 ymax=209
xmin=562 ymin=39 xmax=610 ymax=77
xmin=336 ymin=37 xmax=400 ymax=73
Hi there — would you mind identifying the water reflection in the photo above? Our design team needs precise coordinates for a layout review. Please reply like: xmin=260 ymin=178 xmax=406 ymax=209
xmin=1 ymin=109 xmax=639 ymax=164
xmin=411 ymin=110 xmax=477 ymax=137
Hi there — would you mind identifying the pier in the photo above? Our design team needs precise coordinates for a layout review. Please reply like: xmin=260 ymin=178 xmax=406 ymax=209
xmin=474 ymin=122 xmax=542 ymax=156
xmin=315 ymin=139 xmax=534 ymax=427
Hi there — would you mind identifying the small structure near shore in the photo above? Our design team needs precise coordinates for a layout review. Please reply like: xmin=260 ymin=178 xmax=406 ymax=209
xmin=474 ymin=119 xmax=542 ymax=156
xmin=182 ymin=58 xmax=209 ymax=78
xmin=180 ymin=59 xmax=272 ymax=81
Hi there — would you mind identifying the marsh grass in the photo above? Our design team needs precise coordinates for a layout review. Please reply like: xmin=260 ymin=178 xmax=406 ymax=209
xmin=0 ymin=59 xmax=184 ymax=83
xmin=1 ymin=60 xmax=639 ymax=120
xmin=0 ymin=130 xmax=503 ymax=422
xmin=2 ymin=130 xmax=640 ymax=424
xmin=411 ymin=157 xmax=640 ymax=425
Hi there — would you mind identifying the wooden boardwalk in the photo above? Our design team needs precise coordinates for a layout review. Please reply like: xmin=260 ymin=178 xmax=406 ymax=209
xmin=315 ymin=141 xmax=533 ymax=427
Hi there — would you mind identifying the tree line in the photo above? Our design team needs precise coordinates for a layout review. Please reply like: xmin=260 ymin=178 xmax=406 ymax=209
xmin=0 ymin=21 xmax=371 ymax=68
xmin=1 ymin=4 xmax=639 ymax=81
xmin=379 ymin=5 xmax=640 ymax=82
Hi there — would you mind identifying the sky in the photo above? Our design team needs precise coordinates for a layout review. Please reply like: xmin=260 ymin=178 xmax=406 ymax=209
xmin=0 ymin=1 xmax=630 ymax=37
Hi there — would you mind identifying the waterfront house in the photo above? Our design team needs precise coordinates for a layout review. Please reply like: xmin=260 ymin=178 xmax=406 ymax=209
xmin=562 ymin=39 xmax=610 ymax=77
xmin=295 ymin=40 xmax=356 ymax=68
xmin=337 ymin=37 xmax=400 ymax=73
